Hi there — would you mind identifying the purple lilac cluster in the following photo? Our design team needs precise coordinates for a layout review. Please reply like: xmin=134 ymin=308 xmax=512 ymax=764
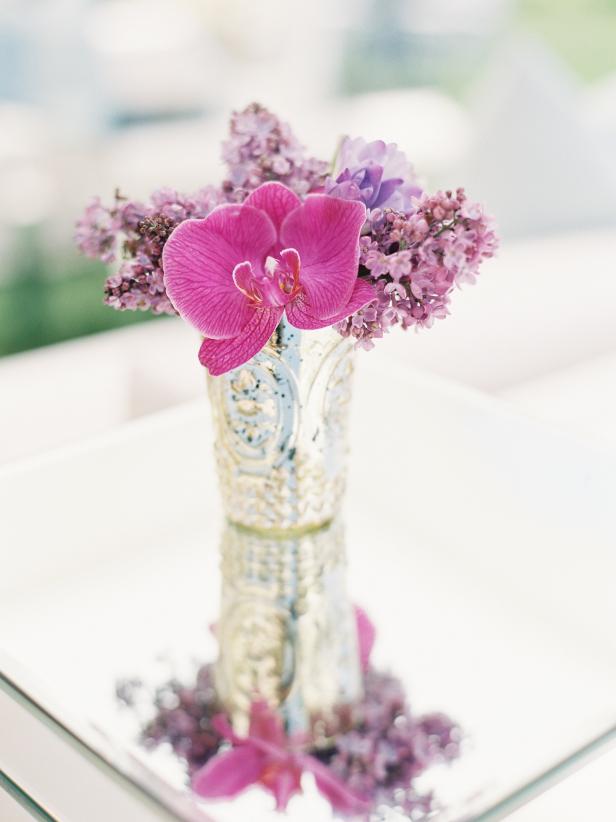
xmin=117 ymin=662 xmax=460 ymax=817
xmin=76 ymin=103 xmax=496 ymax=348
xmin=75 ymin=187 xmax=225 ymax=314
xmin=75 ymin=103 xmax=327 ymax=314
xmin=336 ymin=189 xmax=498 ymax=349
xmin=316 ymin=668 xmax=461 ymax=817
xmin=117 ymin=664 xmax=224 ymax=775
xmin=221 ymin=102 xmax=328 ymax=199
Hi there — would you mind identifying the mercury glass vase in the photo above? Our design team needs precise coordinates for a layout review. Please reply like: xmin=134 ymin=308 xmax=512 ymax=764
xmin=207 ymin=318 xmax=362 ymax=733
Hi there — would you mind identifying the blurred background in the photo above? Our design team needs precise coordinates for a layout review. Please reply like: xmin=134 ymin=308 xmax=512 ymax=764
xmin=1 ymin=0 xmax=616 ymax=463
xmin=1 ymin=0 xmax=615 ymax=354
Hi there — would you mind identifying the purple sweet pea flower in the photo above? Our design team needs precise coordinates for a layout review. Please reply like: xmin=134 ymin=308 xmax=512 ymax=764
xmin=326 ymin=137 xmax=422 ymax=214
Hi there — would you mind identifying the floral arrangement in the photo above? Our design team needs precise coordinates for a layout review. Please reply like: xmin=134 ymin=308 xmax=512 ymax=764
xmin=117 ymin=608 xmax=460 ymax=818
xmin=76 ymin=103 xmax=497 ymax=375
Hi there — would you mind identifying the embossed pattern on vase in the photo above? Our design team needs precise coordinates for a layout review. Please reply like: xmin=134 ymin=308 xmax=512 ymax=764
xmin=216 ymin=519 xmax=361 ymax=734
xmin=207 ymin=320 xmax=355 ymax=533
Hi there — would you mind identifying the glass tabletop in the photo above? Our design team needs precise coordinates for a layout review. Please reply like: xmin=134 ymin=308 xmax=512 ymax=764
xmin=1 ymin=357 xmax=615 ymax=820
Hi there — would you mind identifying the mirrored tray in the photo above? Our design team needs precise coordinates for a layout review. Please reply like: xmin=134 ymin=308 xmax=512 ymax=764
xmin=2 ymin=357 xmax=615 ymax=820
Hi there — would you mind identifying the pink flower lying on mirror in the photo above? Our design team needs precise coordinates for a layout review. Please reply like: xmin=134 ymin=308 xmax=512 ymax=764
xmin=192 ymin=701 xmax=370 ymax=815
xmin=161 ymin=182 xmax=375 ymax=375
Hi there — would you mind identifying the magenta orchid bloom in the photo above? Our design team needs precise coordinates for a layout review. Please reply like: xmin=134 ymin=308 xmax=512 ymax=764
xmin=191 ymin=701 xmax=370 ymax=815
xmin=162 ymin=182 xmax=375 ymax=375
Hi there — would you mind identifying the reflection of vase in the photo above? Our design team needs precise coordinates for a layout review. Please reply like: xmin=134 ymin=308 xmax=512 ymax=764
xmin=207 ymin=319 xmax=361 ymax=732
xmin=216 ymin=519 xmax=361 ymax=734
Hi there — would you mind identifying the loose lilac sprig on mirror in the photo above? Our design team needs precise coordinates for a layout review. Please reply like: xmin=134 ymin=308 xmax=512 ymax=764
xmin=76 ymin=102 xmax=497 ymax=374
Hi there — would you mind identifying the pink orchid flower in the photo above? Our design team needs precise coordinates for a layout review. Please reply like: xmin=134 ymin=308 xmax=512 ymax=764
xmin=162 ymin=182 xmax=375 ymax=375
xmin=192 ymin=701 xmax=370 ymax=815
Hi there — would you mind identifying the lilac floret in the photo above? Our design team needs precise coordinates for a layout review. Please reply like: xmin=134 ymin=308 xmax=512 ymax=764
xmin=121 ymin=662 xmax=461 ymax=817
xmin=75 ymin=186 xmax=226 ymax=315
xmin=336 ymin=189 xmax=498 ymax=349
xmin=221 ymin=102 xmax=328 ymax=198
xmin=314 ymin=668 xmax=461 ymax=817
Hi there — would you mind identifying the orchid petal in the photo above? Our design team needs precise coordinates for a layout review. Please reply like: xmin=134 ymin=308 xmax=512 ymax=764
xmin=248 ymin=700 xmax=287 ymax=749
xmin=286 ymin=278 xmax=375 ymax=330
xmin=244 ymin=182 xmax=301 ymax=237
xmin=354 ymin=605 xmax=376 ymax=672
xmin=198 ymin=307 xmax=283 ymax=376
xmin=262 ymin=763 xmax=303 ymax=811
xmin=162 ymin=204 xmax=276 ymax=339
xmin=280 ymin=195 xmax=366 ymax=319
xmin=191 ymin=745 xmax=264 ymax=799
xmin=300 ymin=755 xmax=371 ymax=815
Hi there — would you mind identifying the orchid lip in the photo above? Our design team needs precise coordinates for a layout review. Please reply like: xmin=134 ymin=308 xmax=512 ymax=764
xmin=232 ymin=248 xmax=302 ymax=307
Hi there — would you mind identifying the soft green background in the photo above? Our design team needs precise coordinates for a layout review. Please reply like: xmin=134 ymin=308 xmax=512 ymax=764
xmin=0 ymin=230 xmax=155 ymax=358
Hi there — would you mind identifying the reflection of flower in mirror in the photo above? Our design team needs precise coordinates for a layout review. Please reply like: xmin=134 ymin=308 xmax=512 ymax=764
xmin=313 ymin=670 xmax=461 ymax=817
xmin=192 ymin=701 xmax=370 ymax=814
xmin=117 ymin=607 xmax=461 ymax=818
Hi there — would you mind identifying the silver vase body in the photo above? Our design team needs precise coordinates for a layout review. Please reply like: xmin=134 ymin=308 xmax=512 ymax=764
xmin=207 ymin=318 xmax=361 ymax=733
